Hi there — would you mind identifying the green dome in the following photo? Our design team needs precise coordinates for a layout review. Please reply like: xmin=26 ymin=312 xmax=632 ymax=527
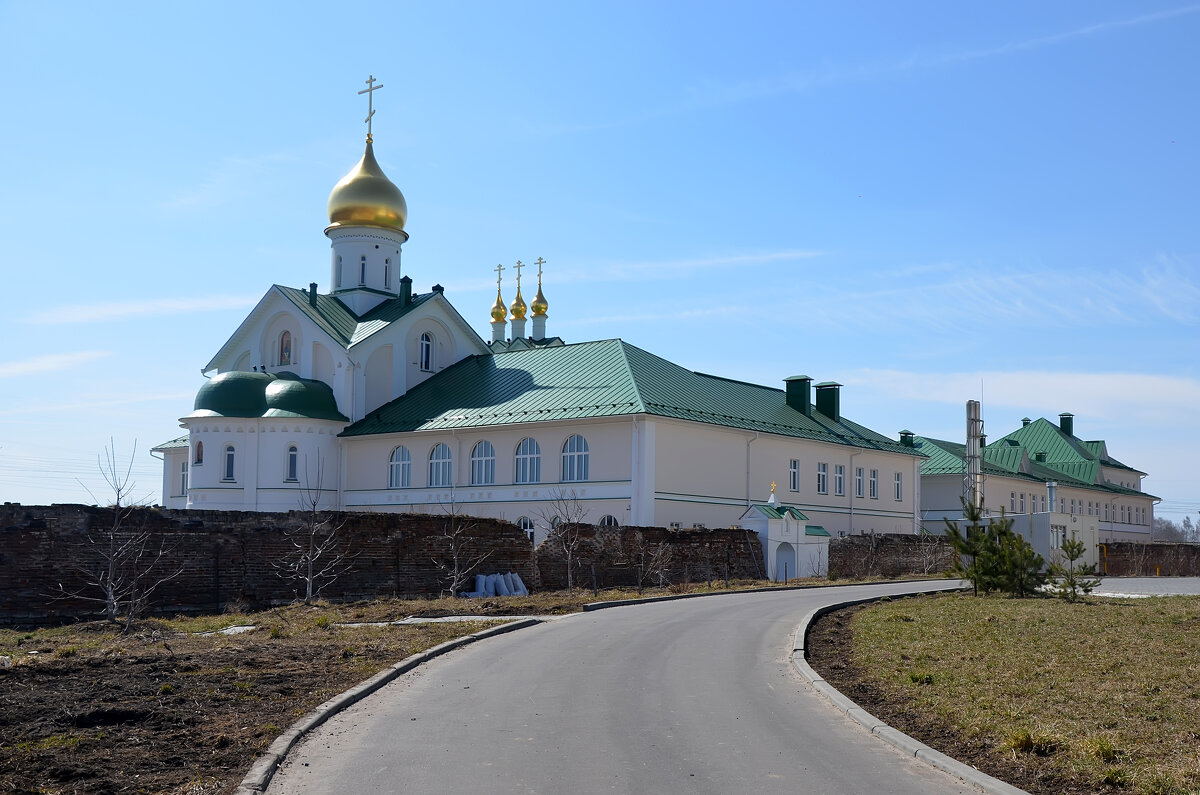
xmin=265 ymin=373 xmax=348 ymax=421
xmin=188 ymin=371 xmax=274 ymax=418
xmin=186 ymin=371 xmax=347 ymax=422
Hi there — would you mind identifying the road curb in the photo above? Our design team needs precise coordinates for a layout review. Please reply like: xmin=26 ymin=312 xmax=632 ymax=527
xmin=791 ymin=594 xmax=1029 ymax=795
xmin=584 ymin=577 xmax=955 ymax=612
xmin=234 ymin=617 xmax=543 ymax=794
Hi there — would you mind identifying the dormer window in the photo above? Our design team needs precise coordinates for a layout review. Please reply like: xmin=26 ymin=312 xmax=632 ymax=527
xmin=279 ymin=331 xmax=292 ymax=366
xmin=419 ymin=332 xmax=432 ymax=371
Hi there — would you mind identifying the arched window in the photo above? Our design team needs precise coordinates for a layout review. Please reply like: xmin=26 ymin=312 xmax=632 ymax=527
xmin=194 ymin=440 xmax=204 ymax=465
xmin=279 ymin=331 xmax=292 ymax=366
xmin=223 ymin=445 xmax=236 ymax=481
xmin=428 ymin=443 xmax=452 ymax=487
xmin=599 ymin=515 xmax=619 ymax=528
xmin=389 ymin=446 xmax=411 ymax=488
xmin=336 ymin=255 xmax=343 ymax=287
xmin=286 ymin=445 xmax=298 ymax=482
xmin=471 ymin=440 xmax=495 ymax=485
xmin=517 ymin=516 xmax=535 ymax=542
xmin=419 ymin=332 xmax=433 ymax=371
xmin=562 ymin=434 xmax=589 ymax=482
xmin=514 ymin=437 xmax=541 ymax=484
xmin=359 ymin=255 xmax=367 ymax=286
xmin=384 ymin=257 xmax=391 ymax=289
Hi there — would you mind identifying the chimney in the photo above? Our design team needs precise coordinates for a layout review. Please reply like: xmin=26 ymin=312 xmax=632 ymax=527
xmin=814 ymin=381 xmax=841 ymax=422
xmin=1059 ymin=412 xmax=1074 ymax=437
xmin=899 ymin=430 xmax=914 ymax=447
xmin=1021 ymin=417 xmax=1031 ymax=427
xmin=399 ymin=275 xmax=412 ymax=306
xmin=980 ymin=433 xmax=987 ymax=447
xmin=783 ymin=375 xmax=812 ymax=416
xmin=308 ymin=282 xmax=318 ymax=307
xmin=432 ymin=284 xmax=444 ymax=294
xmin=1047 ymin=481 xmax=1057 ymax=512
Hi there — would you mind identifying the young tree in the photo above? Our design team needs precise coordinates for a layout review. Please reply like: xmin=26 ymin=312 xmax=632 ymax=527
xmin=275 ymin=453 xmax=356 ymax=605
xmin=540 ymin=488 xmax=588 ymax=592
xmin=59 ymin=440 xmax=182 ymax=632
xmin=432 ymin=498 xmax=492 ymax=597
xmin=1049 ymin=534 xmax=1101 ymax=602
xmin=943 ymin=499 xmax=991 ymax=596
xmin=944 ymin=500 xmax=1045 ymax=597
xmin=991 ymin=512 xmax=1046 ymax=598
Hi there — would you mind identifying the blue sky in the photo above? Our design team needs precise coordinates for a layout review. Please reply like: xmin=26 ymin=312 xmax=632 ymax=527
xmin=0 ymin=1 xmax=1196 ymax=521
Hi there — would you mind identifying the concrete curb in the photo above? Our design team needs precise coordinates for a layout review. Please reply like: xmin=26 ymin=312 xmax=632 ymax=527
xmin=234 ymin=618 xmax=543 ymax=794
xmin=791 ymin=595 xmax=1029 ymax=795
xmin=584 ymin=577 xmax=955 ymax=612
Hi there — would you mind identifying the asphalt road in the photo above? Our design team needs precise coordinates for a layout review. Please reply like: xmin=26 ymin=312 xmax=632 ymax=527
xmin=269 ymin=581 xmax=982 ymax=794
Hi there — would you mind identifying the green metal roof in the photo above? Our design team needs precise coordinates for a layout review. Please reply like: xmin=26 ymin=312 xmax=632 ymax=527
xmin=276 ymin=285 xmax=434 ymax=349
xmin=151 ymin=434 xmax=189 ymax=452
xmin=186 ymin=371 xmax=348 ymax=422
xmin=749 ymin=504 xmax=810 ymax=520
xmin=341 ymin=339 xmax=924 ymax=458
xmin=805 ymin=525 xmax=831 ymax=537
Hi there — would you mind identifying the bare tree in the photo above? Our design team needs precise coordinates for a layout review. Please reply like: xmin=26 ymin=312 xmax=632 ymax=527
xmin=275 ymin=453 xmax=356 ymax=605
xmin=539 ymin=488 xmax=589 ymax=592
xmin=645 ymin=537 xmax=674 ymax=588
xmin=58 ymin=439 xmax=181 ymax=633
xmin=915 ymin=527 xmax=946 ymax=575
xmin=433 ymin=497 xmax=492 ymax=597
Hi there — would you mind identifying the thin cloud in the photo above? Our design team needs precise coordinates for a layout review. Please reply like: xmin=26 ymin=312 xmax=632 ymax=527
xmin=0 ymin=351 xmax=112 ymax=378
xmin=24 ymin=295 xmax=259 ymax=324
xmin=167 ymin=151 xmax=303 ymax=209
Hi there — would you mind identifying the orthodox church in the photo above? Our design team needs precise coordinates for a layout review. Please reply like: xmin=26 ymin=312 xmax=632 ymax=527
xmin=154 ymin=83 xmax=925 ymax=545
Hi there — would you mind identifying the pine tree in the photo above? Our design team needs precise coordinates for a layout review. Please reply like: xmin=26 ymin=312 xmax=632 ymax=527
xmin=1049 ymin=535 xmax=1100 ymax=602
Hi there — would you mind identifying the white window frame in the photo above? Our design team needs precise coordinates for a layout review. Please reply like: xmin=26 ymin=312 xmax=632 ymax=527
xmin=562 ymin=434 xmax=589 ymax=482
xmin=428 ymin=443 xmax=452 ymax=487
xmin=223 ymin=445 xmax=236 ymax=482
xmin=514 ymin=437 xmax=541 ymax=484
xmin=599 ymin=515 xmax=619 ymax=528
xmin=286 ymin=445 xmax=299 ymax=482
xmin=788 ymin=459 xmax=799 ymax=492
xmin=517 ymin=516 xmax=535 ymax=542
xmin=869 ymin=469 xmax=878 ymax=500
xmin=894 ymin=471 xmax=903 ymax=501
xmin=389 ymin=446 xmax=411 ymax=488
xmin=855 ymin=467 xmax=864 ymax=498
xmin=834 ymin=464 xmax=845 ymax=496
xmin=816 ymin=462 xmax=828 ymax=495
xmin=419 ymin=332 xmax=433 ymax=372
xmin=179 ymin=460 xmax=188 ymax=496
xmin=471 ymin=440 xmax=496 ymax=486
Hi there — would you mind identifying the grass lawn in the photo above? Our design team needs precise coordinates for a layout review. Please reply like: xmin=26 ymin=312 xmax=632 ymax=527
xmin=815 ymin=593 xmax=1200 ymax=795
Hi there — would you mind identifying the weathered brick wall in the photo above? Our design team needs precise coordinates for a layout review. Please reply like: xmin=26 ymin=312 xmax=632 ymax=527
xmin=1101 ymin=541 xmax=1200 ymax=576
xmin=535 ymin=525 xmax=764 ymax=590
xmin=828 ymin=533 xmax=954 ymax=579
xmin=0 ymin=503 xmax=537 ymax=624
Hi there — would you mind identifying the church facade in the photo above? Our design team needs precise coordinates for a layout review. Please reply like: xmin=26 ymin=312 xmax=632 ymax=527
xmin=154 ymin=109 xmax=929 ymax=543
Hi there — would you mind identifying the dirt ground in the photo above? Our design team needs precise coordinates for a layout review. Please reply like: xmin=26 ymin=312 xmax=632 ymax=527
xmin=0 ymin=619 xmax=489 ymax=794
xmin=808 ymin=604 xmax=1096 ymax=795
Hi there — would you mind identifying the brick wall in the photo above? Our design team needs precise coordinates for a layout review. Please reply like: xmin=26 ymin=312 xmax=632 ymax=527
xmin=534 ymin=525 xmax=764 ymax=590
xmin=1101 ymin=541 xmax=1200 ymax=576
xmin=0 ymin=503 xmax=537 ymax=624
xmin=828 ymin=533 xmax=954 ymax=579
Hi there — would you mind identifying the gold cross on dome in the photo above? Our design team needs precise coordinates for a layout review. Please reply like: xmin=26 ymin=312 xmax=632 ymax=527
xmin=514 ymin=260 xmax=524 ymax=288
xmin=494 ymin=262 xmax=504 ymax=290
xmin=534 ymin=256 xmax=546 ymax=281
xmin=359 ymin=75 xmax=384 ymax=141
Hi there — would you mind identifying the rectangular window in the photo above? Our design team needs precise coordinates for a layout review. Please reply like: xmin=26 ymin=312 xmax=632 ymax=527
xmin=869 ymin=469 xmax=878 ymax=500
xmin=816 ymin=462 xmax=828 ymax=495
xmin=894 ymin=472 xmax=903 ymax=501
xmin=359 ymin=255 xmax=367 ymax=286
xmin=1060 ymin=497 xmax=1065 ymax=513
xmin=834 ymin=465 xmax=845 ymax=496
xmin=1010 ymin=492 xmax=1017 ymax=512
xmin=1070 ymin=498 xmax=1076 ymax=514
xmin=855 ymin=467 xmax=864 ymax=498
xmin=789 ymin=459 xmax=799 ymax=492
xmin=180 ymin=461 xmax=188 ymax=496
xmin=1019 ymin=493 xmax=1026 ymax=513
xmin=1051 ymin=524 xmax=1067 ymax=550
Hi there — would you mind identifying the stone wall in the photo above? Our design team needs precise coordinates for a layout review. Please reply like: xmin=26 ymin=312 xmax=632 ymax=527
xmin=1101 ymin=541 xmax=1200 ymax=576
xmin=534 ymin=525 xmax=764 ymax=590
xmin=828 ymin=532 xmax=954 ymax=579
xmin=0 ymin=503 xmax=538 ymax=624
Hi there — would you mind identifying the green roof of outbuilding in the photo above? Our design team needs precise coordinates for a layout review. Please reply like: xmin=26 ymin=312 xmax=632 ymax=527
xmin=805 ymin=526 xmax=830 ymax=537
xmin=749 ymin=504 xmax=810 ymax=520
xmin=151 ymin=434 xmax=189 ymax=452
xmin=341 ymin=338 xmax=923 ymax=457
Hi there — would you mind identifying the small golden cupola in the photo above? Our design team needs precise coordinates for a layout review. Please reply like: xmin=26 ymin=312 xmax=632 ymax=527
xmin=490 ymin=288 xmax=508 ymax=322
xmin=530 ymin=256 xmax=549 ymax=339
xmin=489 ymin=263 xmax=508 ymax=343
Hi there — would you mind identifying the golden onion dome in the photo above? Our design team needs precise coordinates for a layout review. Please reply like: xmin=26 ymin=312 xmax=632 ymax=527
xmin=490 ymin=289 xmax=508 ymax=322
xmin=509 ymin=286 xmax=527 ymax=319
xmin=327 ymin=139 xmax=407 ymax=232
xmin=531 ymin=284 xmax=548 ymax=317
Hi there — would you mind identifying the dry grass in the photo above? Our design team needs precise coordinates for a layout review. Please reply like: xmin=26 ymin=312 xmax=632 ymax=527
xmin=849 ymin=593 xmax=1200 ymax=795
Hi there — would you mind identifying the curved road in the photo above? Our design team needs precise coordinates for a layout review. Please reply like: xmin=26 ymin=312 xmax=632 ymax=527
xmin=269 ymin=581 xmax=980 ymax=794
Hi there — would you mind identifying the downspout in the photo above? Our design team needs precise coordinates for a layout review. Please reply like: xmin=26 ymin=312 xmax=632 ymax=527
xmin=848 ymin=450 xmax=861 ymax=535
xmin=745 ymin=432 xmax=760 ymax=507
